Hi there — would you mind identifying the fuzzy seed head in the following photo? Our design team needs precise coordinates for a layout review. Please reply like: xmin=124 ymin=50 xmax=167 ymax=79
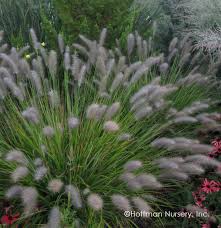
xmin=159 ymin=63 xmax=169 ymax=74
xmin=103 ymin=121 xmax=119 ymax=132
xmin=43 ymin=126 xmax=55 ymax=138
xmin=87 ymin=193 xmax=103 ymax=211
xmin=5 ymin=150 xmax=27 ymax=165
xmin=34 ymin=166 xmax=48 ymax=181
xmin=11 ymin=166 xmax=29 ymax=182
xmin=132 ymin=197 xmax=152 ymax=212
xmin=48 ymin=179 xmax=64 ymax=193
xmin=68 ymin=117 xmax=79 ymax=129
xmin=21 ymin=187 xmax=38 ymax=216
xmin=48 ymin=90 xmax=60 ymax=108
xmin=111 ymin=194 xmax=132 ymax=211
xmin=86 ymin=103 xmax=101 ymax=120
xmin=5 ymin=185 xmax=23 ymax=199
xmin=22 ymin=107 xmax=39 ymax=124
xmin=65 ymin=185 xmax=82 ymax=209
xmin=48 ymin=207 xmax=61 ymax=228
xmin=124 ymin=160 xmax=142 ymax=172
xmin=136 ymin=174 xmax=162 ymax=189
xmin=104 ymin=102 xmax=121 ymax=120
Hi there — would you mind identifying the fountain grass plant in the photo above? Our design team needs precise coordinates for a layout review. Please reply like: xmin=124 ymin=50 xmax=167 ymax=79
xmin=0 ymin=28 xmax=220 ymax=227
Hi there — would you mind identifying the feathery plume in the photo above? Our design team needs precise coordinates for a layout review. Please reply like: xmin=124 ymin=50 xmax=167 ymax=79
xmin=5 ymin=150 xmax=27 ymax=165
xmin=159 ymin=171 xmax=189 ymax=181
xmin=179 ymin=53 xmax=191 ymax=68
xmin=124 ymin=160 xmax=142 ymax=172
xmin=86 ymin=103 xmax=99 ymax=120
xmin=0 ymin=44 xmax=8 ymax=52
xmin=71 ymin=55 xmax=81 ymax=79
xmin=106 ymin=58 xmax=115 ymax=76
xmin=136 ymin=35 xmax=143 ymax=59
xmin=159 ymin=63 xmax=169 ymax=74
xmin=132 ymin=197 xmax=152 ymax=212
xmin=40 ymin=47 xmax=48 ymax=65
xmin=111 ymin=194 xmax=132 ymax=211
xmin=34 ymin=166 xmax=47 ymax=181
xmin=185 ymin=155 xmax=221 ymax=167
xmin=168 ymin=48 xmax=178 ymax=63
xmin=48 ymin=50 xmax=57 ymax=76
xmin=136 ymin=174 xmax=162 ymax=189
xmin=21 ymin=187 xmax=38 ymax=216
xmin=18 ymin=45 xmax=30 ymax=57
xmin=86 ymin=103 xmax=106 ymax=120
xmin=68 ymin=117 xmax=79 ymax=129
xmin=43 ymin=126 xmax=55 ymax=138
xmin=120 ymin=172 xmax=136 ymax=183
xmin=110 ymin=72 xmax=124 ymax=93
xmin=169 ymin=37 xmax=178 ymax=53
xmin=127 ymin=33 xmax=135 ymax=56
xmin=22 ymin=107 xmax=39 ymax=124
xmin=116 ymin=56 xmax=126 ymax=73
xmin=30 ymin=29 xmax=39 ymax=49
xmin=64 ymin=46 xmax=71 ymax=71
xmin=151 ymin=138 xmax=175 ymax=149
xmin=78 ymin=65 xmax=87 ymax=87
xmin=130 ymin=66 xmax=150 ymax=84
xmin=11 ymin=166 xmax=29 ymax=182
xmin=32 ymin=56 xmax=45 ymax=79
xmin=103 ymin=121 xmax=119 ymax=132
xmin=79 ymin=34 xmax=93 ymax=49
xmin=179 ymin=163 xmax=204 ymax=175
xmin=104 ymin=102 xmax=120 ymax=120
xmin=142 ymin=40 xmax=148 ymax=59
xmin=65 ymin=185 xmax=82 ymax=209
xmin=190 ymin=144 xmax=213 ymax=154
xmin=48 ymin=90 xmax=60 ymax=108
xmin=99 ymin=28 xmax=107 ymax=46
xmin=173 ymin=116 xmax=198 ymax=124
xmin=0 ymin=67 xmax=13 ymax=79
xmin=0 ymin=31 xmax=4 ymax=42
xmin=73 ymin=43 xmax=88 ymax=57
xmin=134 ymin=106 xmax=153 ymax=120
xmin=5 ymin=185 xmax=23 ymax=199
xmin=154 ymin=159 xmax=179 ymax=169
xmin=87 ymin=193 xmax=103 ymax=211
xmin=0 ymin=53 xmax=18 ymax=74
xmin=48 ymin=207 xmax=61 ymax=228
xmin=96 ymin=56 xmax=106 ymax=77
xmin=3 ymin=77 xmax=24 ymax=101
xmin=19 ymin=59 xmax=31 ymax=78
xmin=58 ymin=34 xmax=64 ymax=54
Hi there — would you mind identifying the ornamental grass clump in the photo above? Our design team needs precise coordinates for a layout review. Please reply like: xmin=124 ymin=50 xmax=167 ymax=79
xmin=0 ymin=28 xmax=220 ymax=226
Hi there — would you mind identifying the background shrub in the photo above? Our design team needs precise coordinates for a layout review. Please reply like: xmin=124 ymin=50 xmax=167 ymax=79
xmin=0 ymin=0 xmax=59 ymax=47
xmin=52 ymin=0 xmax=134 ymax=45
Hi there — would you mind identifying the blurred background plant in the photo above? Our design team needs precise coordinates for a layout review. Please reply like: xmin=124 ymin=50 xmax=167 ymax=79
xmin=52 ymin=0 xmax=134 ymax=45
xmin=0 ymin=0 xmax=60 ymax=48
xmin=174 ymin=0 xmax=221 ymax=56
xmin=129 ymin=0 xmax=177 ymax=51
